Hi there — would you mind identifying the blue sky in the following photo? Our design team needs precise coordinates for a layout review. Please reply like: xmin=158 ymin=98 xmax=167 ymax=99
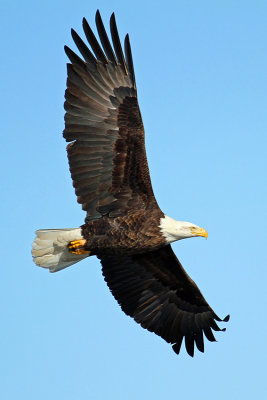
xmin=1 ymin=0 xmax=266 ymax=399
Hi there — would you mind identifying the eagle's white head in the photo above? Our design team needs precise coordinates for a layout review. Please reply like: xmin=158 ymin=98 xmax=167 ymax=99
xmin=159 ymin=215 xmax=208 ymax=244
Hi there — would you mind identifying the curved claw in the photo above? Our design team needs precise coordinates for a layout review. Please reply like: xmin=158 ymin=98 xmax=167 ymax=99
xmin=68 ymin=239 xmax=91 ymax=255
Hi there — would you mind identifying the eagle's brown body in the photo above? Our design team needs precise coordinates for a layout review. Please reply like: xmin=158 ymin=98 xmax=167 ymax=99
xmin=32 ymin=11 xmax=229 ymax=357
xmin=82 ymin=208 xmax=165 ymax=256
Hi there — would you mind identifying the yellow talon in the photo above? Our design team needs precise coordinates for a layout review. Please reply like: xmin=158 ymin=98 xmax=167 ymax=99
xmin=70 ymin=249 xmax=91 ymax=255
xmin=68 ymin=239 xmax=87 ymax=249
xmin=68 ymin=239 xmax=91 ymax=255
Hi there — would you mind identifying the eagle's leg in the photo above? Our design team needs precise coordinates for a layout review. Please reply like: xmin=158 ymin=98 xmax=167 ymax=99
xmin=68 ymin=239 xmax=91 ymax=255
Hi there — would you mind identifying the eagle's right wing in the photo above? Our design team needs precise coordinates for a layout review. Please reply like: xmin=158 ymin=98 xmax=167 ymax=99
xmin=64 ymin=11 xmax=158 ymax=222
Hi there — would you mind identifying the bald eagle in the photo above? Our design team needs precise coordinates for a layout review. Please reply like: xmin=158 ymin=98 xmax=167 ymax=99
xmin=32 ymin=11 xmax=229 ymax=357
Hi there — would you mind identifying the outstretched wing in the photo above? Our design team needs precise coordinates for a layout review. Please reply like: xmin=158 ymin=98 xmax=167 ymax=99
xmin=64 ymin=11 xmax=158 ymax=221
xmin=99 ymin=245 xmax=229 ymax=357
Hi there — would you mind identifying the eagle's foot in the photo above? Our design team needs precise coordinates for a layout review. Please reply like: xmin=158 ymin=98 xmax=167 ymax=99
xmin=68 ymin=239 xmax=90 ymax=255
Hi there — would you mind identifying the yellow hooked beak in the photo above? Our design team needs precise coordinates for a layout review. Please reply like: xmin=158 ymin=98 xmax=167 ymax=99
xmin=190 ymin=227 xmax=208 ymax=238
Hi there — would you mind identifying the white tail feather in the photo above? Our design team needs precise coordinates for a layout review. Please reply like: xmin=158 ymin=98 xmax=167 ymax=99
xmin=32 ymin=228 xmax=89 ymax=273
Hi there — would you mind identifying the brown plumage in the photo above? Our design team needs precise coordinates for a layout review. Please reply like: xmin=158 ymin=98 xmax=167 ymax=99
xmin=32 ymin=10 xmax=229 ymax=357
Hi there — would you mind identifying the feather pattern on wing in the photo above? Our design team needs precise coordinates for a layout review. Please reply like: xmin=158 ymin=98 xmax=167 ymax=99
xmin=64 ymin=12 xmax=157 ymax=221
xmin=99 ymin=245 xmax=229 ymax=357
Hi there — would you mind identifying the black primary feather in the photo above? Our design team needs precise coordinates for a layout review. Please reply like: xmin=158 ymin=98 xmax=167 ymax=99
xmin=110 ymin=13 xmax=127 ymax=74
xmin=95 ymin=10 xmax=117 ymax=63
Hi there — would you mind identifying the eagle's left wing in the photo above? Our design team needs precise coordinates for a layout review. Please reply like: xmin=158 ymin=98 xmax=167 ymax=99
xmin=99 ymin=245 xmax=229 ymax=357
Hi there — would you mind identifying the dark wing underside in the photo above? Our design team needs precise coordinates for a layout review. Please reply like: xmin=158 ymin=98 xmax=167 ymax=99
xmin=99 ymin=245 xmax=229 ymax=357
xmin=64 ymin=11 xmax=158 ymax=221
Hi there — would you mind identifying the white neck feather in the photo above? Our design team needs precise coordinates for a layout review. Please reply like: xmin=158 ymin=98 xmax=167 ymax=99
xmin=159 ymin=215 xmax=197 ymax=244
